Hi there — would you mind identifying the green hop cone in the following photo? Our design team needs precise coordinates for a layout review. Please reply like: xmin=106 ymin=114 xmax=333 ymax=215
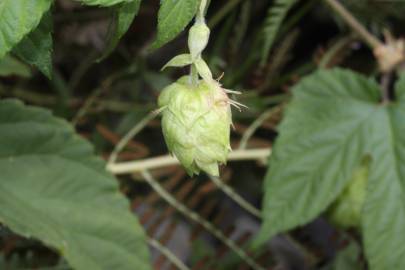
xmin=327 ymin=158 xmax=370 ymax=228
xmin=188 ymin=21 xmax=210 ymax=60
xmin=158 ymin=76 xmax=232 ymax=176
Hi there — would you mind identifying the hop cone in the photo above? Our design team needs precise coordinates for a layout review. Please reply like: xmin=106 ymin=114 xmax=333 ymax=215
xmin=158 ymin=76 xmax=232 ymax=176
xmin=327 ymin=160 xmax=369 ymax=228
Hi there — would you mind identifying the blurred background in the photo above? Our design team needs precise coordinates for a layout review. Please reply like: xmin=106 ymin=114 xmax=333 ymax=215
xmin=1 ymin=0 xmax=405 ymax=269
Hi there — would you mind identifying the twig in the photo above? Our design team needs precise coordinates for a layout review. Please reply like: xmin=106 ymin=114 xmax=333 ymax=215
xmin=209 ymin=176 xmax=262 ymax=218
xmin=147 ymin=237 xmax=190 ymax=270
xmin=71 ymin=86 xmax=104 ymax=125
xmin=319 ymin=34 xmax=357 ymax=69
xmin=324 ymin=0 xmax=382 ymax=49
xmin=141 ymin=171 xmax=266 ymax=270
xmin=107 ymin=148 xmax=271 ymax=175
xmin=239 ymin=106 xmax=282 ymax=149
xmin=380 ymin=72 xmax=392 ymax=104
xmin=107 ymin=111 xmax=159 ymax=165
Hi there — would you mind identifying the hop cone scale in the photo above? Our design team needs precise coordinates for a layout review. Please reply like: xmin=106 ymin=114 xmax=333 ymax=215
xmin=159 ymin=76 xmax=232 ymax=176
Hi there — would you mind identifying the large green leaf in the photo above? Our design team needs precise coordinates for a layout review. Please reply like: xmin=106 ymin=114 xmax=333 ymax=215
xmin=152 ymin=0 xmax=200 ymax=49
xmin=14 ymin=12 xmax=53 ymax=79
xmin=99 ymin=0 xmax=142 ymax=61
xmin=0 ymin=99 xmax=151 ymax=270
xmin=258 ymin=68 xmax=405 ymax=269
xmin=0 ymin=0 xmax=51 ymax=59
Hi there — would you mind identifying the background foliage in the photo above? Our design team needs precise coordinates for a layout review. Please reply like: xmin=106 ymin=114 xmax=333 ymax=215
xmin=1 ymin=0 xmax=405 ymax=269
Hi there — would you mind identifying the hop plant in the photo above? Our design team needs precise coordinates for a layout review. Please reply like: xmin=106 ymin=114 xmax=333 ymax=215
xmin=158 ymin=1 xmax=244 ymax=176
xmin=158 ymin=77 xmax=234 ymax=176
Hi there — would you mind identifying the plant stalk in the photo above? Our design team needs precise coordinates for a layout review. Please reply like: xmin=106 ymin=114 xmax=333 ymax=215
xmin=324 ymin=0 xmax=382 ymax=49
xmin=107 ymin=148 xmax=271 ymax=175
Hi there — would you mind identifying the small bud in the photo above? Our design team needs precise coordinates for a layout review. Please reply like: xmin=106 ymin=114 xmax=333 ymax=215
xmin=327 ymin=160 xmax=369 ymax=228
xmin=188 ymin=22 xmax=210 ymax=60
xmin=158 ymin=77 xmax=232 ymax=176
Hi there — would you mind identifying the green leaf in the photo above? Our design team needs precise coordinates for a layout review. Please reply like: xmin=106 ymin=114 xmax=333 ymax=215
xmin=75 ymin=0 xmax=133 ymax=7
xmin=0 ymin=99 xmax=151 ymax=270
xmin=322 ymin=242 xmax=362 ymax=270
xmin=0 ymin=55 xmax=31 ymax=78
xmin=361 ymin=75 xmax=405 ymax=269
xmin=194 ymin=57 xmax=213 ymax=82
xmin=152 ymin=0 xmax=200 ymax=49
xmin=258 ymin=68 xmax=405 ymax=269
xmin=161 ymin=54 xmax=192 ymax=70
xmin=13 ymin=12 xmax=53 ymax=79
xmin=98 ymin=1 xmax=142 ymax=61
xmin=0 ymin=0 xmax=51 ymax=59
xmin=260 ymin=0 xmax=297 ymax=66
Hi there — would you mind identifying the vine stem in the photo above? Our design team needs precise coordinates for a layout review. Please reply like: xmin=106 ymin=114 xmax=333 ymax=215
xmin=324 ymin=0 xmax=383 ymax=49
xmin=147 ymin=237 xmax=190 ymax=270
xmin=107 ymin=110 xmax=160 ymax=165
xmin=209 ymin=176 xmax=262 ymax=218
xmin=239 ymin=106 xmax=282 ymax=150
xmin=141 ymin=170 xmax=266 ymax=270
xmin=107 ymin=148 xmax=271 ymax=175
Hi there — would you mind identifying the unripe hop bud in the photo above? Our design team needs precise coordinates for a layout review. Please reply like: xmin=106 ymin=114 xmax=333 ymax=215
xmin=188 ymin=21 xmax=210 ymax=60
xmin=158 ymin=76 xmax=232 ymax=176
xmin=327 ymin=162 xmax=369 ymax=228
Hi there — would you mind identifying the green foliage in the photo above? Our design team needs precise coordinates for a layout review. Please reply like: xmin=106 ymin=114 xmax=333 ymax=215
xmin=161 ymin=54 xmax=193 ymax=70
xmin=75 ymin=0 xmax=134 ymax=7
xmin=323 ymin=242 xmax=362 ymax=270
xmin=0 ymin=100 xmax=151 ymax=270
xmin=258 ymin=68 xmax=405 ymax=269
xmin=0 ymin=55 xmax=31 ymax=78
xmin=152 ymin=0 xmax=200 ymax=49
xmin=261 ymin=0 xmax=297 ymax=66
xmin=13 ymin=12 xmax=53 ymax=78
xmin=0 ymin=0 xmax=51 ymax=59
xmin=99 ymin=0 xmax=142 ymax=61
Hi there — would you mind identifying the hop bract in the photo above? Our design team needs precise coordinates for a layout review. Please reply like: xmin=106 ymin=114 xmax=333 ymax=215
xmin=158 ymin=76 xmax=232 ymax=176
xmin=188 ymin=22 xmax=210 ymax=60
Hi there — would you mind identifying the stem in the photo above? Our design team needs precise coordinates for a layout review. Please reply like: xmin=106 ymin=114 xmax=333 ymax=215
xmin=71 ymin=86 xmax=104 ymax=126
xmin=197 ymin=0 xmax=208 ymax=22
xmin=209 ymin=176 xmax=262 ymax=218
xmin=319 ymin=34 xmax=356 ymax=69
xmin=141 ymin=171 xmax=266 ymax=270
xmin=147 ymin=237 xmax=190 ymax=270
xmin=239 ymin=106 xmax=282 ymax=149
xmin=189 ymin=64 xmax=199 ymax=86
xmin=107 ymin=110 xmax=159 ymax=165
xmin=324 ymin=0 xmax=382 ymax=49
xmin=107 ymin=148 xmax=271 ymax=175
xmin=380 ymin=72 xmax=392 ymax=104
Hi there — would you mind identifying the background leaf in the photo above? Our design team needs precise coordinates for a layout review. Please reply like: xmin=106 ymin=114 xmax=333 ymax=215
xmin=152 ymin=0 xmax=200 ymax=49
xmin=259 ymin=68 xmax=405 ymax=269
xmin=361 ymin=76 xmax=405 ymax=269
xmin=0 ymin=55 xmax=31 ymax=78
xmin=0 ymin=0 xmax=51 ymax=59
xmin=98 ymin=0 xmax=142 ymax=61
xmin=13 ymin=12 xmax=53 ymax=79
xmin=0 ymin=99 xmax=151 ymax=270
xmin=258 ymin=68 xmax=380 ymax=243
xmin=260 ymin=0 xmax=297 ymax=66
